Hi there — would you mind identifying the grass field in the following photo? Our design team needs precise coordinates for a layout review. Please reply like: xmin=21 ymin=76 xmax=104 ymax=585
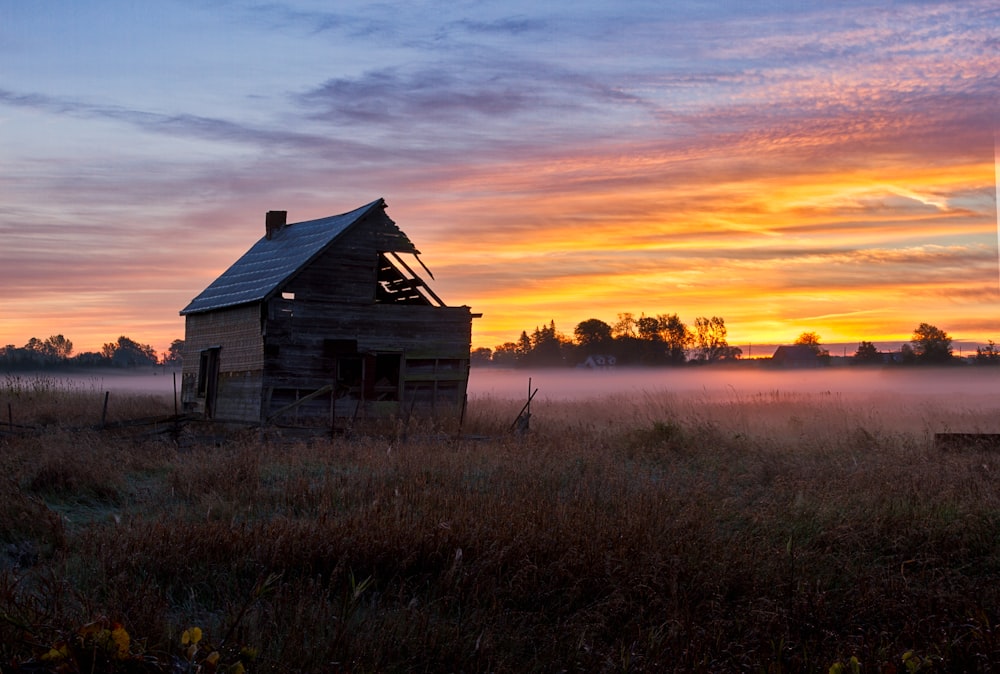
xmin=2 ymin=372 xmax=1000 ymax=672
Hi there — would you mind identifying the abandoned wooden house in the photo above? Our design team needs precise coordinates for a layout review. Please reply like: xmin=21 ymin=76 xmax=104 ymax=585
xmin=179 ymin=198 xmax=478 ymax=427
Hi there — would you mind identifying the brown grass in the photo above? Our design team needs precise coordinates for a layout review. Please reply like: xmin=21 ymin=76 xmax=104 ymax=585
xmin=3 ymin=376 xmax=1000 ymax=672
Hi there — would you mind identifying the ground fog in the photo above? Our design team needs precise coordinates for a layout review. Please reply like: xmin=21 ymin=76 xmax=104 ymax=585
xmin=47 ymin=364 xmax=998 ymax=399
xmin=468 ymin=366 xmax=1000 ymax=440
xmin=20 ymin=365 xmax=1000 ymax=435
xmin=471 ymin=365 xmax=1000 ymax=402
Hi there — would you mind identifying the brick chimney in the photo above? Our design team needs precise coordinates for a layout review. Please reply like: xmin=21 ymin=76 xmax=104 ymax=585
xmin=265 ymin=210 xmax=287 ymax=240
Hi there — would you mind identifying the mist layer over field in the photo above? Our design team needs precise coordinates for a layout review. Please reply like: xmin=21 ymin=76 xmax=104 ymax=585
xmin=17 ymin=366 xmax=1000 ymax=438
xmin=471 ymin=366 xmax=1000 ymax=402
xmin=22 ymin=365 xmax=1000 ymax=406
xmin=467 ymin=367 xmax=1000 ymax=441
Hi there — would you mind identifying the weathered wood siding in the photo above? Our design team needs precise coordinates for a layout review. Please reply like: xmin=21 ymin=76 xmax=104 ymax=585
xmin=181 ymin=303 xmax=264 ymax=421
xmin=211 ymin=370 xmax=264 ymax=422
xmin=262 ymin=301 xmax=473 ymax=422
xmin=260 ymin=211 xmax=472 ymax=423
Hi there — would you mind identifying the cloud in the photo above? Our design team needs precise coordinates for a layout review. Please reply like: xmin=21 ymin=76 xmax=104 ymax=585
xmin=299 ymin=68 xmax=533 ymax=124
xmin=220 ymin=2 xmax=381 ymax=38
xmin=0 ymin=88 xmax=379 ymax=157
xmin=450 ymin=16 xmax=548 ymax=36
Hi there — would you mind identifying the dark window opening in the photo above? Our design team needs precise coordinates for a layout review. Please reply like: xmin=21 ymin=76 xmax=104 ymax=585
xmin=324 ymin=339 xmax=359 ymax=357
xmin=334 ymin=352 xmax=401 ymax=402
xmin=371 ymin=353 xmax=401 ymax=401
xmin=337 ymin=357 xmax=364 ymax=399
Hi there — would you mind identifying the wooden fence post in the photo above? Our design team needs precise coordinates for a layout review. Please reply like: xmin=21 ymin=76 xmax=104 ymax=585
xmin=100 ymin=391 xmax=110 ymax=429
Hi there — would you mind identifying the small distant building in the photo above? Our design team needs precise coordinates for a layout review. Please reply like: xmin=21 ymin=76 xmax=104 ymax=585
xmin=770 ymin=344 xmax=823 ymax=368
xmin=579 ymin=354 xmax=617 ymax=369
xmin=179 ymin=198 xmax=478 ymax=427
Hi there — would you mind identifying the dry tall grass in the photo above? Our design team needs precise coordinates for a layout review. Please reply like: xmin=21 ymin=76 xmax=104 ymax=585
xmin=3 ymin=375 xmax=1000 ymax=672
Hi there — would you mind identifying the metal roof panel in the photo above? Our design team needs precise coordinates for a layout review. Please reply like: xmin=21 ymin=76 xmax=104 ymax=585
xmin=180 ymin=198 xmax=383 ymax=315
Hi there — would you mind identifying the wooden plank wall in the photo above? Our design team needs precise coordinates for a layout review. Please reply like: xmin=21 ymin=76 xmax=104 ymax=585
xmin=261 ymin=209 xmax=473 ymax=421
xmin=214 ymin=370 xmax=265 ymax=422
xmin=180 ymin=303 xmax=264 ymax=419
xmin=262 ymin=303 xmax=473 ymax=403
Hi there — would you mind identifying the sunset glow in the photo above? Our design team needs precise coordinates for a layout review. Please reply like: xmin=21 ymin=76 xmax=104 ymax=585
xmin=1 ymin=1 xmax=997 ymax=358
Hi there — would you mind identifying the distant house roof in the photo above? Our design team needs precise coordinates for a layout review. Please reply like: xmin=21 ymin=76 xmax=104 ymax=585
xmin=771 ymin=344 xmax=821 ymax=365
xmin=181 ymin=198 xmax=406 ymax=315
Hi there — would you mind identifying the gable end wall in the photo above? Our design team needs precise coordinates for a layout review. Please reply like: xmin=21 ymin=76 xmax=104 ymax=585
xmin=181 ymin=303 xmax=264 ymax=421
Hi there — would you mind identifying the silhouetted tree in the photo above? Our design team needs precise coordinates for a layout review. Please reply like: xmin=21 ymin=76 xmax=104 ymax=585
xmin=527 ymin=321 xmax=572 ymax=366
xmin=471 ymin=347 xmax=493 ymax=366
xmin=70 ymin=351 xmax=109 ymax=367
xmin=854 ymin=341 xmax=882 ymax=364
xmin=658 ymin=314 xmax=692 ymax=364
xmin=0 ymin=335 xmax=74 ymax=368
xmin=976 ymin=341 xmax=1000 ymax=365
xmin=491 ymin=342 xmax=521 ymax=367
xmin=611 ymin=313 xmax=652 ymax=364
xmin=693 ymin=316 xmax=740 ymax=362
xmin=631 ymin=314 xmax=664 ymax=364
xmin=612 ymin=313 xmax=638 ymax=340
xmin=794 ymin=332 xmax=823 ymax=354
xmin=635 ymin=315 xmax=661 ymax=342
xmin=102 ymin=336 xmax=158 ymax=368
xmin=910 ymin=323 xmax=953 ymax=364
xmin=45 ymin=335 xmax=73 ymax=359
xmin=794 ymin=331 xmax=830 ymax=363
xmin=574 ymin=318 xmax=613 ymax=350
xmin=162 ymin=339 xmax=184 ymax=365
xmin=897 ymin=343 xmax=917 ymax=364
xmin=517 ymin=331 xmax=532 ymax=360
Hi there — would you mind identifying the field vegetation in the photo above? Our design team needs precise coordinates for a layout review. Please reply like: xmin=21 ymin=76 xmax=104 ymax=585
xmin=2 ymin=374 xmax=1000 ymax=672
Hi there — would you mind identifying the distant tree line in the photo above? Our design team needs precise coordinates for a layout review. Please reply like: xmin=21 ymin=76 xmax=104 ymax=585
xmin=474 ymin=317 xmax=998 ymax=368
xmin=0 ymin=335 xmax=184 ymax=371
xmin=473 ymin=313 xmax=742 ymax=367
xmin=850 ymin=323 xmax=997 ymax=366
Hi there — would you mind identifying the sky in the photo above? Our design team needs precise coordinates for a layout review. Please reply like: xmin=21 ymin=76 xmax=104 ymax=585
xmin=1 ymin=1 xmax=998 ymax=358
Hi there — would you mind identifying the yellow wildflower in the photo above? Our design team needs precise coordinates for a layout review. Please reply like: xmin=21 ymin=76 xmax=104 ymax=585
xmin=41 ymin=645 xmax=69 ymax=662
xmin=110 ymin=624 xmax=130 ymax=659
xmin=182 ymin=626 xmax=203 ymax=645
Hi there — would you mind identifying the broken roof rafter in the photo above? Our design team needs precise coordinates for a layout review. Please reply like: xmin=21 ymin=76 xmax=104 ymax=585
xmin=385 ymin=251 xmax=445 ymax=307
xmin=376 ymin=251 xmax=446 ymax=307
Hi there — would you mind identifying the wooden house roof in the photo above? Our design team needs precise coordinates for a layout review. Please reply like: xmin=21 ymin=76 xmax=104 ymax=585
xmin=181 ymin=198 xmax=415 ymax=315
